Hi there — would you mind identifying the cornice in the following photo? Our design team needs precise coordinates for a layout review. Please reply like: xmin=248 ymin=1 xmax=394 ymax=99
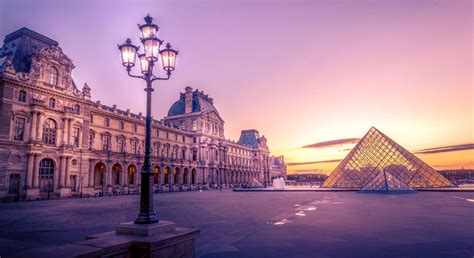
xmin=0 ymin=75 xmax=92 ymax=105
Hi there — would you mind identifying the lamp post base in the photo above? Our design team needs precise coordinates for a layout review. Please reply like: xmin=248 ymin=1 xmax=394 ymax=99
xmin=134 ymin=213 xmax=159 ymax=224
xmin=116 ymin=220 xmax=175 ymax=236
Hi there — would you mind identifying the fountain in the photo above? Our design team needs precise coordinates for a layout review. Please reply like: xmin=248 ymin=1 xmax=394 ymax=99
xmin=273 ymin=177 xmax=286 ymax=190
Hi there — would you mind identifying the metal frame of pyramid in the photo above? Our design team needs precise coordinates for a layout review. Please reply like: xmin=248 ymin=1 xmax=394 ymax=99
xmin=321 ymin=127 xmax=455 ymax=189
xmin=360 ymin=169 xmax=415 ymax=192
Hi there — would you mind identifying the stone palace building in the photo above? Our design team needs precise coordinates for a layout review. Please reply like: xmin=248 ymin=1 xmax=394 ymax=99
xmin=0 ymin=28 xmax=286 ymax=200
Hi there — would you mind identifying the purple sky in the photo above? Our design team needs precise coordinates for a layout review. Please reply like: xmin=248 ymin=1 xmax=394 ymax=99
xmin=1 ymin=0 xmax=472 ymax=172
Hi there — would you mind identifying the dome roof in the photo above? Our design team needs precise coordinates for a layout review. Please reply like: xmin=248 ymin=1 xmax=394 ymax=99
xmin=167 ymin=88 xmax=219 ymax=117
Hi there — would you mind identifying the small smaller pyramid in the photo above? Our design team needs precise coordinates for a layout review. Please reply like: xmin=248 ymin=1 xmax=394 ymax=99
xmin=247 ymin=178 xmax=264 ymax=188
xmin=360 ymin=169 xmax=415 ymax=192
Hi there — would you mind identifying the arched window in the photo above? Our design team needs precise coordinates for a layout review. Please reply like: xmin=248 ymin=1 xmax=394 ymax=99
xmin=164 ymin=167 xmax=170 ymax=184
xmin=49 ymin=98 xmax=56 ymax=108
xmin=42 ymin=119 xmax=57 ymax=145
xmin=48 ymin=67 xmax=59 ymax=85
xmin=128 ymin=165 xmax=137 ymax=185
xmin=112 ymin=163 xmax=122 ymax=186
xmin=153 ymin=166 xmax=160 ymax=184
xmin=94 ymin=162 xmax=106 ymax=186
xmin=18 ymin=90 xmax=27 ymax=103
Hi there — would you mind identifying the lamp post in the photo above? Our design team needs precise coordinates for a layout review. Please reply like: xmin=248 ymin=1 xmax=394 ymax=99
xmin=118 ymin=14 xmax=178 ymax=224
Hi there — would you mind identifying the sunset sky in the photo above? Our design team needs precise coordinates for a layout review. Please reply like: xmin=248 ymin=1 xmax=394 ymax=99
xmin=1 ymin=0 xmax=472 ymax=174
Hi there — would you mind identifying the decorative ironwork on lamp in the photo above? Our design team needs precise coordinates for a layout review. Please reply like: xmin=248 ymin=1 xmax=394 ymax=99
xmin=118 ymin=14 xmax=179 ymax=224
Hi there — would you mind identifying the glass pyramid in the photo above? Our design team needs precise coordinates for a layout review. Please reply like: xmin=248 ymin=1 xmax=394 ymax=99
xmin=322 ymin=127 xmax=455 ymax=189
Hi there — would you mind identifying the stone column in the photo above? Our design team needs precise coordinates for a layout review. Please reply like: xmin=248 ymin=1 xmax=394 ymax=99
xmin=158 ymin=167 xmax=165 ymax=187
xmin=77 ymin=127 xmax=82 ymax=148
xmin=57 ymin=156 xmax=64 ymax=190
xmin=26 ymin=153 xmax=35 ymax=188
xmin=223 ymin=169 xmax=227 ymax=185
xmin=30 ymin=111 xmax=38 ymax=142
xmin=62 ymin=118 xmax=67 ymax=145
xmin=210 ymin=168 xmax=214 ymax=184
xmin=88 ymin=159 xmax=95 ymax=187
xmin=67 ymin=118 xmax=72 ymax=145
xmin=36 ymin=112 xmax=43 ymax=141
xmin=201 ymin=168 xmax=206 ymax=184
xmin=187 ymin=170 xmax=191 ymax=185
xmin=121 ymin=164 xmax=127 ymax=187
xmin=65 ymin=157 xmax=71 ymax=187
xmin=179 ymin=167 xmax=184 ymax=185
xmin=32 ymin=154 xmax=40 ymax=187
xmin=105 ymin=161 xmax=112 ymax=187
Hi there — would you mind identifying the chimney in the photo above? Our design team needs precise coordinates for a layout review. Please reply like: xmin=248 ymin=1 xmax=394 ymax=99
xmin=185 ymin=86 xmax=193 ymax=113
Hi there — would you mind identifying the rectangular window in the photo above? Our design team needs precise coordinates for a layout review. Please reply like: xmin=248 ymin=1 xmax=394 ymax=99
xmin=14 ymin=117 xmax=25 ymax=141
xmin=18 ymin=90 xmax=27 ymax=103
xmin=193 ymin=137 xmax=197 ymax=143
xmin=102 ymin=136 xmax=110 ymax=151
xmin=182 ymin=149 xmax=186 ymax=160
xmin=153 ymin=143 xmax=159 ymax=157
xmin=182 ymin=136 xmax=185 ymax=142
xmin=88 ymin=133 xmax=94 ymax=149
xmin=73 ymin=127 xmax=80 ymax=147
xmin=90 ymin=114 xmax=94 ymax=123
xmin=117 ymin=138 xmax=124 ymax=152
xmin=131 ymin=141 xmax=137 ymax=154
xmin=192 ymin=150 xmax=197 ymax=161
xmin=155 ymin=128 xmax=159 ymax=137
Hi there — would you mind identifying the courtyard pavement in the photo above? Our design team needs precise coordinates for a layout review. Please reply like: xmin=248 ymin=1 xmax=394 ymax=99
xmin=0 ymin=190 xmax=473 ymax=257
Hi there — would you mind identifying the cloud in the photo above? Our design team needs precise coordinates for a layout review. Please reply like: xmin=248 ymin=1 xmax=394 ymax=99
xmin=415 ymin=143 xmax=474 ymax=155
xmin=303 ymin=138 xmax=360 ymax=149
xmin=287 ymin=159 xmax=342 ymax=166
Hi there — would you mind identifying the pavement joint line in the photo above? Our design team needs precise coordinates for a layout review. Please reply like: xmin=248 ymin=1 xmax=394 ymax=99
xmin=197 ymin=198 xmax=326 ymax=257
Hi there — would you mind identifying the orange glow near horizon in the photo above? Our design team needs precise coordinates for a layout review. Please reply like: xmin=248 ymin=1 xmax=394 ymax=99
xmin=1 ymin=0 xmax=471 ymax=174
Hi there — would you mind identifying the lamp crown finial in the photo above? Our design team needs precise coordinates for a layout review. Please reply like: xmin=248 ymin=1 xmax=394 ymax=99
xmin=144 ymin=14 xmax=153 ymax=25
xmin=166 ymin=43 xmax=171 ymax=49
xmin=125 ymin=38 xmax=132 ymax=44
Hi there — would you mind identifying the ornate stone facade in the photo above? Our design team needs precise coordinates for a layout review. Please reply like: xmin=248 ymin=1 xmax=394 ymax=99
xmin=0 ymin=28 xmax=286 ymax=200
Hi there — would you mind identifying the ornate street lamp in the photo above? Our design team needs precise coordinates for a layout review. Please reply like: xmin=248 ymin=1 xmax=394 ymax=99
xmin=118 ymin=14 xmax=178 ymax=224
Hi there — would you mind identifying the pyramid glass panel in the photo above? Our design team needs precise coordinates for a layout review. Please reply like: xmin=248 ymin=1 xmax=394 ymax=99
xmin=360 ymin=170 xmax=414 ymax=192
xmin=321 ymin=127 xmax=455 ymax=189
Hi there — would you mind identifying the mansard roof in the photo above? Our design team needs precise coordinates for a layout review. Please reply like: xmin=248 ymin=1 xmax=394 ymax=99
xmin=238 ymin=129 xmax=268 ymax=150
xmin=167 ymin=88 xmax=220 ymax=118
xmin=0 ymin=27 xmax=58 ymax=72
